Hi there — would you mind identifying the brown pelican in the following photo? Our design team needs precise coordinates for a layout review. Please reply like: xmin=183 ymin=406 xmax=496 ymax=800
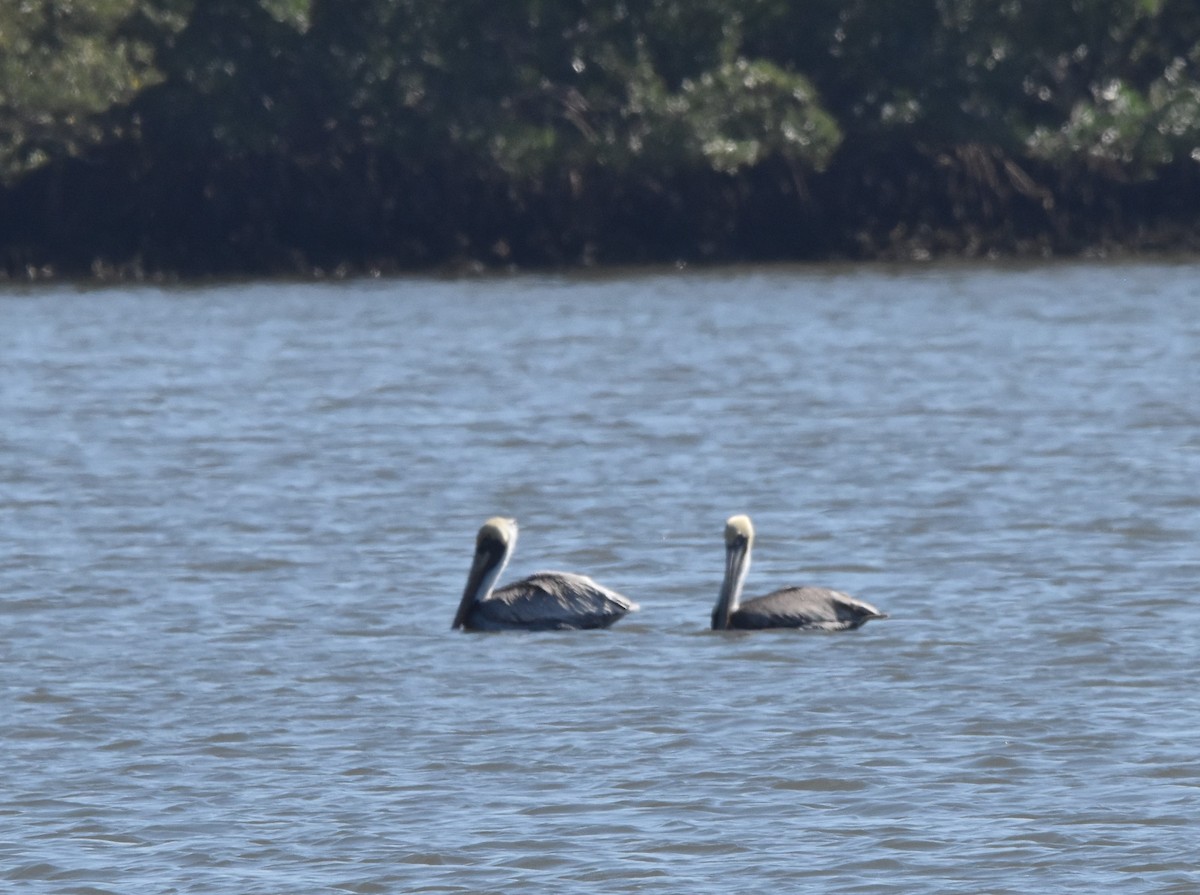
xmin=712 ymin=514 xmax=887 ymax=631
xmin=452 ymin=517 xmax=639 ymax=631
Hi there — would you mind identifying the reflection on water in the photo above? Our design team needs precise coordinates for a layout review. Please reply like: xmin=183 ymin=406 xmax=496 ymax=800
xmin=2 ymin=264 xmax=1198 ymax=893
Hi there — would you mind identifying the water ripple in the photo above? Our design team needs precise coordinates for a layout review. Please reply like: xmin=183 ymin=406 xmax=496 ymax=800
xmin=2 ymin=266 xmax=1199 ymax=893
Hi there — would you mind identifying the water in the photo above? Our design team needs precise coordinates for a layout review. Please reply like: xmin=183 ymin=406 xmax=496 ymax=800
xmin=2 ymin=263 xmax=1198 ymax=893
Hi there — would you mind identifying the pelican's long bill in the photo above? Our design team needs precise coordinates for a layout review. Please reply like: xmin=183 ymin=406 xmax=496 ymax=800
xmin=712 ymin=514 xmax=753 ymax=630
xmin=452 ymin=517 xmax=516 ymax=630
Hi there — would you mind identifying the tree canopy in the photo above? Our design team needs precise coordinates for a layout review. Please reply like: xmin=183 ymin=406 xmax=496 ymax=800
xmin=2 ymin=0 xmax=1199 ymax=276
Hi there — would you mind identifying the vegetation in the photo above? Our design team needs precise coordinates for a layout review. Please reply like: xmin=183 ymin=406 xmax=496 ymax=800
xmin=2 ymin=0 xmax=1199 ymax=277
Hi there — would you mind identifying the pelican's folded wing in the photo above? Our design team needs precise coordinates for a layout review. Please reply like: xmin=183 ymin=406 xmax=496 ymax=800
xmin=480 ymin=572 xmax=639 ymax=630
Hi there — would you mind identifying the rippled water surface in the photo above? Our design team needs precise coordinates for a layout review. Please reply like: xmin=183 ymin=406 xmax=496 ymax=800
xmin=3 ymin=264 xmax=1198 ymax=893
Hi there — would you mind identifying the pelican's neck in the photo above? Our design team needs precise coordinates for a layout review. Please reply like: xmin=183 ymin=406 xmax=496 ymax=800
xmin=474 ymin=543 xmax=511 ymax=601
xmin=452 ymin=532 xmax=514 ymax=629
xmin=712 ymin=540 xmax=751 ymax=630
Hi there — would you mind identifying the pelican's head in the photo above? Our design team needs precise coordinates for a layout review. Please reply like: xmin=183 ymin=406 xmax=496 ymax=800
xmin=713 ymin=514 xmax=754 ymax=630
xmin=477 ymin=516 xmax=518 ymax=553
xmin=724 ymin=514 xmax=754 ymax=549
xmin=453 ymin=516 xmax=519 ymax=630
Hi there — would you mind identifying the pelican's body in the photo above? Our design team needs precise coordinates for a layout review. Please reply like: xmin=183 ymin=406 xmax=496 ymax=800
xmin=711 ymin=515 xmax=886 ymax=631
xmin=453 ymin=517 xmax=638 ymax=631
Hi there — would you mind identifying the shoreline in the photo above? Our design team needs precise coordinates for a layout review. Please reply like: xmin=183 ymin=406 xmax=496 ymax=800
xmin=4 ymin=239 xmax=1199 ymax=286
xmin=5 ymin=226 xmax=1199 ymax=285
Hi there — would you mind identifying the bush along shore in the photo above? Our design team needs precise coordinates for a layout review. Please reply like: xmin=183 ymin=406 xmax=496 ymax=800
xmin=3 ymin=0 xmax=1199 ymax=279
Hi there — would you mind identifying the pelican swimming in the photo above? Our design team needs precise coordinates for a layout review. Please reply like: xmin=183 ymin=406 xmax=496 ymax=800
xmin=452 ymin=517 xmax=639 ymax=631
xmin=711 ymin=514 xmax=887 ymax=631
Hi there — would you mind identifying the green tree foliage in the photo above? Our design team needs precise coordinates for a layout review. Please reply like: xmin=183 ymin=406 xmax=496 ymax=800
xmin=0 ymin=0 xmax=161 ymax=179
xmin=126 ymin=0 xmax=309 ymax=156
xmin=1026 ymin=1 xmax=1200 ymax=178
xmin=624 ymin=57 xmax=841 ymax=174
xmin=739 ymin=0 xmax=1200 ymax=167
xmin=2 ymin=0 xmax=1199 ymax=274
xmin=295 ymin=0 xmax=841 ymax=180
